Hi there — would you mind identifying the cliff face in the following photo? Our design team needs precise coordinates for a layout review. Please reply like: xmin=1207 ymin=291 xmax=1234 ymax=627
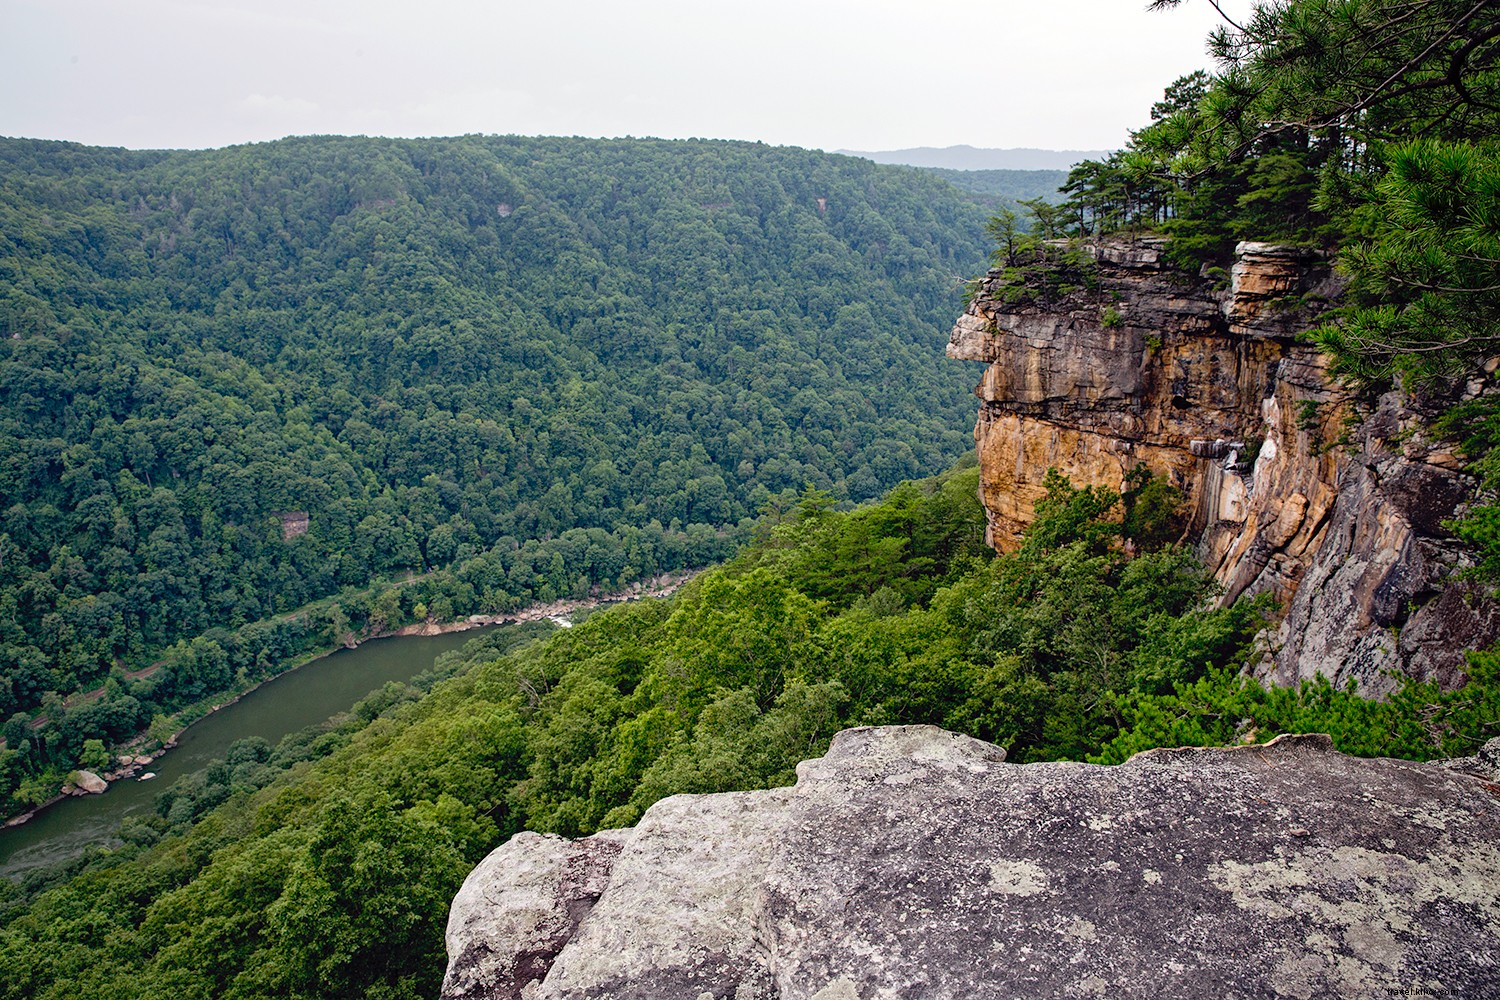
xmin=443 ymin=725 xmax=1500 ymax=1000
xmin=948 ymin=239 xmax=1498 ymax=694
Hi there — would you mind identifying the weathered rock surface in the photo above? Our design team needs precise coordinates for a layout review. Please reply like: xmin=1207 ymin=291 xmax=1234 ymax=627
xmin=1438 ymin=735 xmax=1500 ymax=781
xmin=444 ymin=828 xmax=630 ymax=1000
xmin=948 ymin=238 xmax=1497 ymax=693
xmin=71 ymin=770 xmax=107 ymax=794
xmin=443 ymin=725 xmax=1500 ymax=1000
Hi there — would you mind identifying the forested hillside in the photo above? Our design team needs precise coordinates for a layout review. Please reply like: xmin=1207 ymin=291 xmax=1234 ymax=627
xmin=0 ymin=135 xmax=989 ymax=810
xmin=4 ymin=462 xmax=1493 ymax=999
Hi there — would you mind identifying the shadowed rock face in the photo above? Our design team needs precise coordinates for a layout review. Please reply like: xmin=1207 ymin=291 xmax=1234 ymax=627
xmin=442 ymin=726 xmax=1500 ymax=1000
xmin=948 ymin=239 xmax=1496 ymax=694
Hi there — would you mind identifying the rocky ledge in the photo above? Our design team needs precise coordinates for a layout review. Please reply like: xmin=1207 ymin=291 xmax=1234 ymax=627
xmin=443 ymin=725 xmax=1500 ymax=1000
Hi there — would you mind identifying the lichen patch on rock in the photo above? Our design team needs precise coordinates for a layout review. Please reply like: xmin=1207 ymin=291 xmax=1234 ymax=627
xmin=443 ymin=726 xmax=1500 ymax=999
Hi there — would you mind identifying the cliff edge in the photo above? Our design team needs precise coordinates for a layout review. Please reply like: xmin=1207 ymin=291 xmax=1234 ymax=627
xmin=442 ymin=725 xmax=1500 ymax=999
xmin=948 ymin=238 xmax=1499 ymax=694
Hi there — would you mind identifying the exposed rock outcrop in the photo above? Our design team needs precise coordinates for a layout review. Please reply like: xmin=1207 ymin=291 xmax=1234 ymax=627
xmin=443 ymin=725 xmax=1500 ymax=999
xmin=948 ymin=238 xmax=1497 ymax=693
xmin=275 ymin=510 xmax=310 ymax=541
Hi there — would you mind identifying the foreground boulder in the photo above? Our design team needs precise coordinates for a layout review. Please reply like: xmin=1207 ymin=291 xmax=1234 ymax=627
xmin=443 ymin=726 xmax=1500 ymax=999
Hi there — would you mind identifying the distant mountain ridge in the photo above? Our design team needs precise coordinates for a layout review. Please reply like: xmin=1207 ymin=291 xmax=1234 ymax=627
xmin=838 ymin=144 xmax=1111 ymax=171
xmin=916 ymin=167 xmax=1068 ymax=207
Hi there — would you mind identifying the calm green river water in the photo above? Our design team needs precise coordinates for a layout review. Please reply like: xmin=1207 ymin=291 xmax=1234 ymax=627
xmin=0 ymin=626 xmax=523 ymax=879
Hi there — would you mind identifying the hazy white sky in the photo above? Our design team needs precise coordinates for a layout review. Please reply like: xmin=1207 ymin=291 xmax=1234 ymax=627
xmin=1 ymin=0 xmax=1249 ymax=153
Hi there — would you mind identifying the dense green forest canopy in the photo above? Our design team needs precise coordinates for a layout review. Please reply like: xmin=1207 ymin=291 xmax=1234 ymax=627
xmin=0 ymin=134 xmax=991 ymax=809
xmin=3 ymin=463 xmax=1492 ymax=1000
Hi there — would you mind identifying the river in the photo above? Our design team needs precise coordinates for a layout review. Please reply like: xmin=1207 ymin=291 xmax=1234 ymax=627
xmin=0 ymin=623 xmax=539 ymax=879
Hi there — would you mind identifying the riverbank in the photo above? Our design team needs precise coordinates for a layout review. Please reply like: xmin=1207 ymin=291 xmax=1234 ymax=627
xmin=390 ymin=571 xmax=697 ymax=638
xmin=3 ymin=571 xmax=698 ymax=830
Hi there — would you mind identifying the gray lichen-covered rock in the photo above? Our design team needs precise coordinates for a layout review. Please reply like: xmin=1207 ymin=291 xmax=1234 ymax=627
xmin=1437 ymin=735 xmax=1500 ymax=782
xmin=443 ymin=828 xmax=630 ymax=1000
xmin=442 ymin=725 xmax=1500 ymax=1000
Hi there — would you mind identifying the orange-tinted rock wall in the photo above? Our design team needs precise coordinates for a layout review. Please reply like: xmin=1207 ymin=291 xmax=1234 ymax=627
xmin=949 ymin=239 xmax=1496 ymax=694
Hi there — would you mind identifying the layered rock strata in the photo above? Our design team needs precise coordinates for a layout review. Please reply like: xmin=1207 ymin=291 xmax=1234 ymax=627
xmin=443 ymin=725 xmax=1500 ymax=1000
xmin=948 ymin=239 xmax=1497 ymax=693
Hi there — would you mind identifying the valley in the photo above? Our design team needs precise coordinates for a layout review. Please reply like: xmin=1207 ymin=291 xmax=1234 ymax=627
xmin=1 ymin=1 xmax=1498 ymax=995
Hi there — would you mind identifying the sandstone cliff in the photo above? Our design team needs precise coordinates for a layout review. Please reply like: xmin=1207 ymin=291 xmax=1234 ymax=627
xmin=442 ymin=725 xmax=1500 ymax=1000
xmin=948 ymin=239 xmax=1499 ymax=694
